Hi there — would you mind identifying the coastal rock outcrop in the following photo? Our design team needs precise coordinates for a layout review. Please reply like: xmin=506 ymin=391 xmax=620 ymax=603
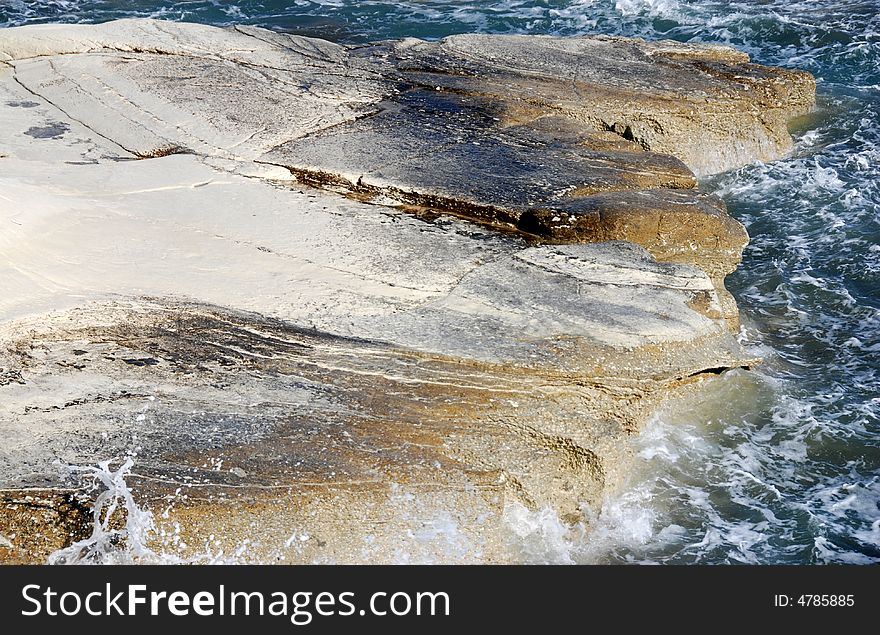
xmin=389 ymin=34 xmax=816 ymax=176
xmin=0 ymin=19 xmax=812 ymax=563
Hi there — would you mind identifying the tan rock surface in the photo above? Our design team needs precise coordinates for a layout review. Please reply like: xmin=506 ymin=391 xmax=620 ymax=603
xmin=390 ymin=33 xmax=816 ymax=176
xmin=0 ymin=20 xmax=811 ymax=563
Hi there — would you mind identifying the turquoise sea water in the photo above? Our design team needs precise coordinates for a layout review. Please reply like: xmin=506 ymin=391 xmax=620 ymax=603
xmin=3 ymin=1 xmax=878 ymax=564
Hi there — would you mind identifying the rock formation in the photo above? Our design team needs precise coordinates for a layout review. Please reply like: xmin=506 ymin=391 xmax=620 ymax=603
xmin=0 ymin=19 xmax=813 ymax=563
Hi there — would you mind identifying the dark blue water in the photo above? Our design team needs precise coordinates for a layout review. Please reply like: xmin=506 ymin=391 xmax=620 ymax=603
xmin=3 ymin=0 xmax=877 ymax=564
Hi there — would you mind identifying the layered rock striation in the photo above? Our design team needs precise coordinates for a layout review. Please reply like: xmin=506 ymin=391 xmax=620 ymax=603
xmin=0 ymin=19 xmax=813 ymax=563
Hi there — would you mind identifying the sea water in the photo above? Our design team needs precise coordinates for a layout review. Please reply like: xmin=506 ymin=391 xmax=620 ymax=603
xmin=2 ymin=0 xmax=877 ymax=565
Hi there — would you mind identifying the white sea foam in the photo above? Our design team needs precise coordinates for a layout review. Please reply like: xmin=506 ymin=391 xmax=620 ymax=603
xmin=614 ymin=0 xmax=684 ymax=19
xmin=48 ymin=457 xmax=169 ymax=565
xmin=502 ymin=502 xmax=588 ymax=564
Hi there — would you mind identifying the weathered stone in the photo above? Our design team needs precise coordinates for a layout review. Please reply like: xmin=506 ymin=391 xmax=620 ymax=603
xmin=0 ymin=19 xmax=815 ymax=283
xmin=1 ymin=20 xmax=389 ymax=160
xmin=0 ymin=492 xmax=92 ymax=564
xmin=0 ymin=300 xmax=748 ymax=563
xmin=519 ymin=188 xmax=749 ymax=280
xmin=264 ymin=91 xmax=697 ymax=223
xmin=0 ymin=19 xmax=810 ymax=563
xmin=389 ymin=33 xmax=816 ymax=176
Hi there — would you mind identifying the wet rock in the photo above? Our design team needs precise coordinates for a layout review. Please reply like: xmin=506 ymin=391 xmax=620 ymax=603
xmin=0 ymin=301 xmax=750 ymax=563
xmin=24 ymin=122 xmax=69 ymax=139
xmin=389 ymin=33 xmax=816 ymax=176
xmin=0 ymin=491 xmax=92 ymax=564
xmin=0 ymin=19 xmax=809 ymax=563
xmin=0 ymin=19 xmax=814 ymax=281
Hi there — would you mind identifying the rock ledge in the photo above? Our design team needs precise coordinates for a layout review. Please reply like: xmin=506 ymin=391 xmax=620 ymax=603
xmin=0 ymin=20 xmax=812 ymax=564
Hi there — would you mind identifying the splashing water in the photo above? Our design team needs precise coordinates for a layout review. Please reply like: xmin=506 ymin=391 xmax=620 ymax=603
xmin=47 ymin=458 xmax=258 ymax=565
xmin=48 ymin=457 xmax=167 ymax=565
xmin=503 ymin=503 xmax=588 ymax=565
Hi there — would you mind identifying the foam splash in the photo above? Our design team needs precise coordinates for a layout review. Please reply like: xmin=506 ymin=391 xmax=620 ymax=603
xmin=502 ymin=502 xmax=587 ymax=564
xmin=613 ymin=0 xmax=684 ymax=20
xmin=48 ymin=457 xmax=168 ymax=565
xmin=47 ymin=457 xmax=261 ymax=565
xmin=501 ymin=494 xmax=670 ymax=565
xmin=580 ymin=367 xmax=880 ymax=565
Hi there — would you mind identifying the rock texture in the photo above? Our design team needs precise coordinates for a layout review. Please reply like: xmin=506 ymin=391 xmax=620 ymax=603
xmin=390 ymin=34 xmax=815 ymax=176
xmin=0 ymin=19 xmax=812 ymax=564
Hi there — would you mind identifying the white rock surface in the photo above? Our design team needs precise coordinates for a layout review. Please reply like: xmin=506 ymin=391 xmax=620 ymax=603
xmin=0 ymin=20 xmax=805 ymax=564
